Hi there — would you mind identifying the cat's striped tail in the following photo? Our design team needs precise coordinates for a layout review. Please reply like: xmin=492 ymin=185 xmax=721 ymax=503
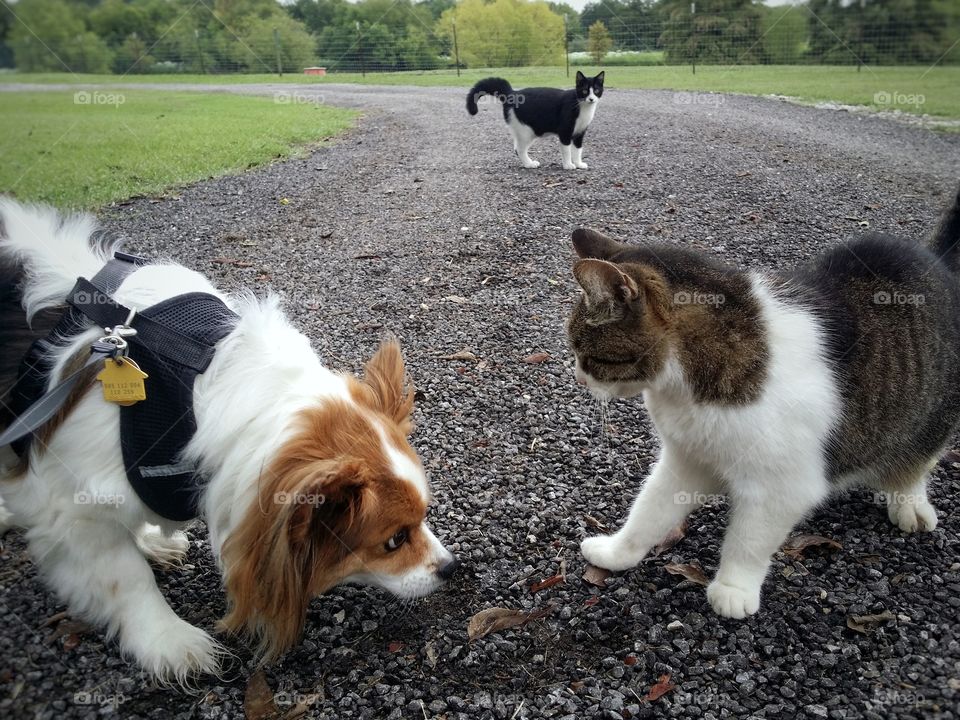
xmin=466 ymin=77 xmax=513 ymax=116
xmin=933 ymin=182 xmax=960 ymax=272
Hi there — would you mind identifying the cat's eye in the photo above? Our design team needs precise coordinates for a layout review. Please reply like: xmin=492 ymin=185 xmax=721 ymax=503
xmin=385 ymin=529 xmax=408 ymax=552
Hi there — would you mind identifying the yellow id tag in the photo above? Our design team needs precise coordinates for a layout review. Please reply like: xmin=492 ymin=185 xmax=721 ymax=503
xmin=97 ymin=357 xmax=148 ymax=406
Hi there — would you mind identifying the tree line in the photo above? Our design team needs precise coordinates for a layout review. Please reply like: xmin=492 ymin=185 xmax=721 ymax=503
xmin=1 ymin=0 xmax=957 ymax=74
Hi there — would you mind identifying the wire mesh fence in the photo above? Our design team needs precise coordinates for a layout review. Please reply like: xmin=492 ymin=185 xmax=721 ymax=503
xmin=3 ymin=4 xmax=959 ymax=76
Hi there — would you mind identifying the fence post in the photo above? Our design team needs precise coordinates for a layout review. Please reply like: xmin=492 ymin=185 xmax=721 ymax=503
xmin=357 ymin=21 xmax=365 ymax=77
xmin=194 ymin=29 xmax=206 ymax=74
xmin=857 ymin=0 xmax=865 ymax=72
xmin=690 ymin=2 xmax=696 ymax=75
xmin=273 ymin=27 xmax=282 ymax=77
xmin=453 ymin=18 xmax=460 ymax=77
xmin=564 ymin=15 xmax=569 ymax=78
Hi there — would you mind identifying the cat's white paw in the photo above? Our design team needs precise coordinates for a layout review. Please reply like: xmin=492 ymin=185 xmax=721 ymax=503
xmin=562 ymin=161 xmax=577 ymax=171
xmin=581 ymin=535 xmax=644 ymax=571
xmin=706 ymin=580 xmax=761 ymax=619
xmin=522 ymin=159 xmax=541 ymax=169
xmin=888 ymin=496 xmax=938 ymax=533
xmin=575 ymin=162 xmax=589 ymax=169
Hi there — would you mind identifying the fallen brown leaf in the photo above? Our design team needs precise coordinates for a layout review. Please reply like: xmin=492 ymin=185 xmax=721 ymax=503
xmin=644 ymin=674 xmax=676 ymax=702
xmin=847 ymin=610 xmax=896 ymax=634
xmin=663 ymin=562 xmax=709 ymax=586
xmin=529 ymin=574 xmax=564 ymax=594
xmin=440 ymin=349 xmax=478 ymax=362
xmin=582 ymin=564 xmax=611 ymax=588
xmin=624 ymin=655 xmax=639 ymax=666
xmin=651 ymin=521 xmax=688 ymax=556
xmin=781 ymin=534 xmax=842 ymax=559
xmin=467 ymin=605 xmax=554 ymax=642
xmin=388 ymin=641 xmax=405 ymax=653
xmin=583 ymin=596 xmax=600 ymax=607
xmin=584 ymin=515 xmax=609 ymax=532
xmin=523 ymin=352 xmax=552 ymax=364
xmin=44 ymin=620 xmax=91 ymax=646
xmin=244 ymin=670 xmax=279 ymax=720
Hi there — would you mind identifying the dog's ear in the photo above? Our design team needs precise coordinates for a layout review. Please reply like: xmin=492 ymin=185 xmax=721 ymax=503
xmin=572 ymin=228 xmax=623 ymax=259
xmin=358 ymin=337 xmax=415 ymax=434
xmin=220 ymin=458 xmax=369 ymax=659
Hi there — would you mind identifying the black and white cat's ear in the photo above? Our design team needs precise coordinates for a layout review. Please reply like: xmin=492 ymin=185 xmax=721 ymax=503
xmin=595 ymin=71 xmax=605 ymax=84
xmin=573 ymin=259 xmax=638 ymax=308
xmin=572 ymin=228 xmax=623 ymax=260
xmin=576 ymin=70 xmax=586 ymax=82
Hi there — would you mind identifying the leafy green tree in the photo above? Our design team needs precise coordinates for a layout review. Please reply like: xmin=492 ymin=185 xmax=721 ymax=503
xmin=9 ymin=0 xmax=113 ymax=72
xmin=437 ymin=0 xmax=564 ymax=67
xmin=582 ymin=0 xmax=661 ymax=51
xmin=112 ymin=32 xmax=155 ymax=73
xmin=587 ymin=20 xmax=612 ymax=63
xmin=759 ymin=4 xmax=807 ymax=64
xmin=235 ymin=12 xmax=317 ymax=72
xmin=657 ymin=0 xmax=765 ymax=65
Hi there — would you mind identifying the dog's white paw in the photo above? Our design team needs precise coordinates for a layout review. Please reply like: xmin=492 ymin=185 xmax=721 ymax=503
xmin=581 ymin=535 xmax=644 ymax=571
xmin=522 ymin=159 xmax=541 ymax=169
xmin=707 ymin=580 xmax=760 ymax=619
xmin=126 ymin=618 xmax=225 ymax=687
xmin=575 ymin=162 xmax=589 ymax=169
xmin=888 ymin=496 xmax=938 ymax=533
xmin=137 ymin=527 xmax=190 ymax=567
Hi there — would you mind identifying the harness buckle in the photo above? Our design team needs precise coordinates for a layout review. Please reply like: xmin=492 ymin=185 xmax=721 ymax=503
xmin=100 ymin=312 xmax=138 ymax=360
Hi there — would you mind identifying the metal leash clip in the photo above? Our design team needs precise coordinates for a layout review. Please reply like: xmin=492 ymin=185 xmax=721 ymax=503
xmin=98 ymin=309 xmax=138 ymax=361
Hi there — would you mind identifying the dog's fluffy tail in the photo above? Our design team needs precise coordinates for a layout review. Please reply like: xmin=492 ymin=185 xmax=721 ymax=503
xmin=0 ymin=198 xmax=115 ymax=322
xmin=466 ymin=77 xmax=513 ymax=116
xmin=932 ymin=183 xmax=960 ymax=272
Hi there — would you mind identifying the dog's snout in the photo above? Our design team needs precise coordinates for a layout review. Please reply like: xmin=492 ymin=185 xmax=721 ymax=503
xmin=436 ymin=557 xmax=460 ymax=581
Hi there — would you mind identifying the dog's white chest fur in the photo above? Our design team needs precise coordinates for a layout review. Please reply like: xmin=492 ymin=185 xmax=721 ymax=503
xmin=574 ymin=101 xmax=598 ymax=136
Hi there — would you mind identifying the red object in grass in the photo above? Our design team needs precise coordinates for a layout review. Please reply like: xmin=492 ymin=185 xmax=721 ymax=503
xmin=304 ymin=67 xmax=327 ymax=76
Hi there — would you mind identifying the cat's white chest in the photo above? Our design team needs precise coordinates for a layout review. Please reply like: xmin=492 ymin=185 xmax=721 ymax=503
xmin=574 ymin=102 xmax=598 ymax=136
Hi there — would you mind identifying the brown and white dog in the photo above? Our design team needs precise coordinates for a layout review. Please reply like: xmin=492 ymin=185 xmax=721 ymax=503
xmin=0 ymin=199 xmax=458 ymax=683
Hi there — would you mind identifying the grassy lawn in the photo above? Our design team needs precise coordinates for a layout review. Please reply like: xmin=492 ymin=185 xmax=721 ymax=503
xmin=4 ymin=65 xmax=959 ymax=119
xmin=0 ymin=91 xmax=357 ymax=209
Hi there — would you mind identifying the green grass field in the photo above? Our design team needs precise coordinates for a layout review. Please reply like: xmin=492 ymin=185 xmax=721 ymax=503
xmin=4 ymin=65 xmax=959 ymax=119
xmin=0 ymin=91 xmax=357 ymax=208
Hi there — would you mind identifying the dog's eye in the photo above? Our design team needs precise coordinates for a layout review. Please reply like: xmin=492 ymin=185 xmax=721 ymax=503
xmin=385 ymin=529 xmax=408 ymax=552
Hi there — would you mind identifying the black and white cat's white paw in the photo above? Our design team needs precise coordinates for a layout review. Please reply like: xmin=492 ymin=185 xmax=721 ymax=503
xmin=886 ymin=493 xmax=938 ymax=533
xmin=562 ymin=161 xmax=578 ymax=171
xmin=706 ymin=579 xmax=761 ymax=619
xmin=574 ymin=161 xmax=589 ymax=170
xmin=580 ymin=535 xmax=645 ymax=571
xmin=522 ymin=159 xmax=541 ymax=169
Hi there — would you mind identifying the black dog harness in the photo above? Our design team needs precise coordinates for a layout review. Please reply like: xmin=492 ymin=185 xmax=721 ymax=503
xmin=1 ymin=252 xmax=238 ymax=521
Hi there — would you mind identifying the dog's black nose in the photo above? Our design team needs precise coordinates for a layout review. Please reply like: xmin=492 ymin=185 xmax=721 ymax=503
xmin=437 ymin=557 xmax=460 ymax=581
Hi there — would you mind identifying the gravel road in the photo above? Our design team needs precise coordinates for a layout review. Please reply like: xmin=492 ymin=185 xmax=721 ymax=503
xmin=1 ymin=82 xmax=959 ymax=720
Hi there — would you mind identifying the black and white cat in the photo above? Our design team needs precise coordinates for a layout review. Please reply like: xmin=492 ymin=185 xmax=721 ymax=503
xmin=466 ymin=71 xmax=604 ymax=170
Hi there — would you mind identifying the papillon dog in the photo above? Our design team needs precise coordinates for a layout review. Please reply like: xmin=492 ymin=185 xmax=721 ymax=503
xmin=0 ymin=199 xmax=458 ymax=683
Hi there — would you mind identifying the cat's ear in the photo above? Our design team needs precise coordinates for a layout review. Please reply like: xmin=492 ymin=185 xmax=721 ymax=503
xmin=572 ymin=228 xmax=623 ymax=260
xmin=573 ymin=259 xmax=638 ymax=311
xmin=576 ymin=70 xmax=586 ymax=83
xmin=595 ymin=71 xmax=605 ymax=84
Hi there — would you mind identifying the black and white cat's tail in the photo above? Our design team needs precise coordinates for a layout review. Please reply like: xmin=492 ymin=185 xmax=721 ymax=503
xmin=933 ymin=182 xmax=960 ymax=272
xmin=466 ymin=77 xmax=513 ymax=115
